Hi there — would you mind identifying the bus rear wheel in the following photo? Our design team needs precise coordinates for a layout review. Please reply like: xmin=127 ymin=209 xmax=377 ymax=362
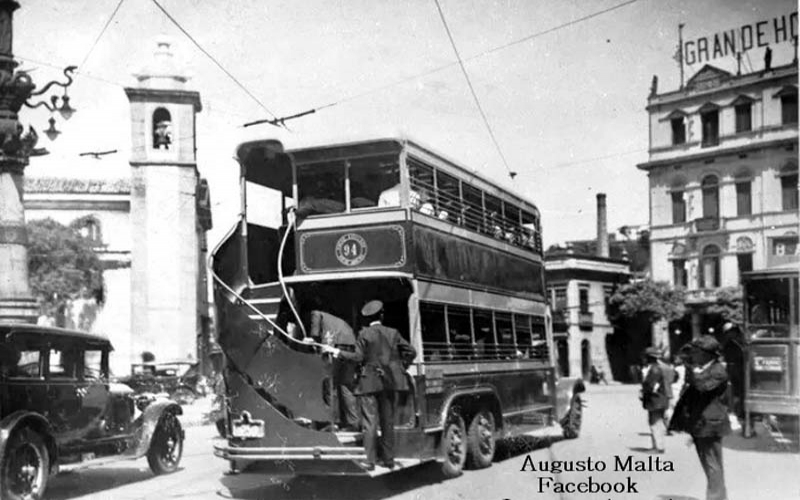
xmin=440 ymin=412 xmax=467 ymax=478
xmin=467 ymin=410 xmax=496 ymax=469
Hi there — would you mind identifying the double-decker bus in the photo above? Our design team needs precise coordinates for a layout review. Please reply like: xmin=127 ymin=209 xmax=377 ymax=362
xmin=742 ymin=265 xmax=800 ymax=437
xmin=211 ymin=137 xmax=585 ymax=478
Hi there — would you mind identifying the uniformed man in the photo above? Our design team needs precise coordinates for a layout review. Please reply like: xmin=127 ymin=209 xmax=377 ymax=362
xmin=309 ymin=308 xmax=359 ymax=431
xmin=322 ymin=300 xmax=416 ymax=470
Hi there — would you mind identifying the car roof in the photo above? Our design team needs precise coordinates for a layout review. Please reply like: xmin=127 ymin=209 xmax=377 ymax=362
xmin=0 ymin=323 xmax=113 ymax=348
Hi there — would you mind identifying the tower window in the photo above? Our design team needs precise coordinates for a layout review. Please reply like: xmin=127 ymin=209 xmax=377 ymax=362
xmin=153 ymin=107 xmax=172 ymax=150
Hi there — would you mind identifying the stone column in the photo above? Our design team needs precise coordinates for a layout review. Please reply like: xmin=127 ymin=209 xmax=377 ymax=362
xmin=0 ymin=1 xmax=39 ymax=323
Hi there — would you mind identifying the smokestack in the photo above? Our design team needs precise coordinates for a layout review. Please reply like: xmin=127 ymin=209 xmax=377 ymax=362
xmin=596 ymin=193 xmax=609 ymax=258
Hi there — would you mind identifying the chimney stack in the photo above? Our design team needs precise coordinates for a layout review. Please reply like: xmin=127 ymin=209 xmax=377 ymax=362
xmin=596 ymin=193 xmax=609 ymax=258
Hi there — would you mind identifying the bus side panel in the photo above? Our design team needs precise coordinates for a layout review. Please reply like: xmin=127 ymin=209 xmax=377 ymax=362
xmin=421 ymin=365 xmax=554 ymax=428
xmin=216 ymin=294 xmax=331 ymax=422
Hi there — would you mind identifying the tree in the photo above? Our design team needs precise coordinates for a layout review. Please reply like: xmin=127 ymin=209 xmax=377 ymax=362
xmin=27 ymin=218 xmax=104 ymax=326
xmin=706 ymin=286 xmax=744 ymax=325
xmin=608 ymin=279 xmax=686 ymax=325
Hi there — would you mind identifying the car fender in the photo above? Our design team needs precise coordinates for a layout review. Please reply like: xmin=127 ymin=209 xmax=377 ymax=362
xmin=555 ymin=377 xmax=586 ymax=422
xmin=131 ymin=399 xmax=183 ymax=457
xmin=0 ymin=410 xmax=58 ymax=470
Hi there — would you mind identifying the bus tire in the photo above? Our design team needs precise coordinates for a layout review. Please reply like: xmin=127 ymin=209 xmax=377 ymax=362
xmin=440 ymin=411 xmax=467 ymax=478
xmin=466 ymin=410 xmax=496 ymax=469
xmin=561 ymin=394 xmax=583 ymax=440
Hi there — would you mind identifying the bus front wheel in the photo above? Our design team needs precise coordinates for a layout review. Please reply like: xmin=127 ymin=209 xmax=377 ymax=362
xmin=440 ymin=412 xmax=467 ymax=478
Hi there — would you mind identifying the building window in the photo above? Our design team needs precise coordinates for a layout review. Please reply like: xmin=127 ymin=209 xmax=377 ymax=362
xmin=735 ymin=179 xmax=752 ymax=216
xmin=701 ymin=175 xmax=719 ymax=218
xmin=781 ymin=165 xmax=798 ymax=211
xmin=701 ymin=108 xmax=720 ymax=146
xmin=553 ymin=287 xmax=567 ymax=311
xmin=781 ymin=92 xmax=798 ymax=125
xmin=671 ymin=191 xmax=686 ymax=223
xmin=672 ymin=259 xmax=687 ymax=287
xmin=152 ymin=107 xmax=172 ymax=150
xmin=735 ymin=103 xmax=752 ymax=133
xmin=578 ymin=286 xmax=590 ymax=313
xmin=699 ymin=245 xmax=721 ymax=289
xmin=737 ymin=253 xmax=753 ymax=276
xmin=671 ymin=117 xmax=686 ymax=145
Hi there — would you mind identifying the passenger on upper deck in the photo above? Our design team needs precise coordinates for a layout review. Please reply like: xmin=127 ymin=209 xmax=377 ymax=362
xmin=297 ymin=176 xmax=345 ymax=218
xmin=378 ymin=183 xmax=435 ymax=215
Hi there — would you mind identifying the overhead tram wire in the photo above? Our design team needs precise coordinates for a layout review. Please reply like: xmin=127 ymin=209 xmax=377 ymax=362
xmin=78 ymin=0 xmax=126 ymax=71
xmin=149 ymin=0 xmax=281 ymax=125
xmin=242 ymin=0 xmax=644 ymax=134
xmin=432 ymin=0 xmax=515 ymax=180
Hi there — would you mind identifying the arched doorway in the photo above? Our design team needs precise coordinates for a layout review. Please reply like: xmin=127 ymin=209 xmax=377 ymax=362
xmin=581 ymin=339 xmax=591 ymax=381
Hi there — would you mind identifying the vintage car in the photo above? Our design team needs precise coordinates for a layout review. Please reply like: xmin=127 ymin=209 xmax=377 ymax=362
xmin=117 ymin=361 xmax=202 ymax=405
xmin=0 ymin=324 xmax=184 ymax=500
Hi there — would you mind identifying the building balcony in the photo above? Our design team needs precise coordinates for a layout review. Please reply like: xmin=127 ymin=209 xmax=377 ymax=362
xmin=692 ymin=216 xmax=723 ymax=233
xmin=578 ymin=311 xmax=593 ymax=330
xmin=552 ymin=308 xmax=568 ymax=327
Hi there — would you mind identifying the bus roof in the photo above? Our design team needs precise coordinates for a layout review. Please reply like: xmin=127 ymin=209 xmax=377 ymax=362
xmin=237 ymin=137 xmax=539 ymax=213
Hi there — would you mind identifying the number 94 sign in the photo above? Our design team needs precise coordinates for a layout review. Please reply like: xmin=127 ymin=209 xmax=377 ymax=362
xmin=335 ymin=233 xmax=368 ymax=266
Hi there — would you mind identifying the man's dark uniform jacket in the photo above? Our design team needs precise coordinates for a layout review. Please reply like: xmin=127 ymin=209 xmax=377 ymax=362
xmin=340 ymin=323 xmax=416 ymax=395
xmin=642 ymin=362 xmax=670 ymax=411
xmin=669 ymin=360 xmax=731 ymax=437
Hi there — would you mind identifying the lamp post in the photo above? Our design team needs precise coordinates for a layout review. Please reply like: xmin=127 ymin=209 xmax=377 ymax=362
xmin=0 ymin=0 xmax=75 ymax=324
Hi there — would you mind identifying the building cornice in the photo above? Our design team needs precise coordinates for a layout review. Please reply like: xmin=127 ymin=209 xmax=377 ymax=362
xmin=637 ymin=137 xmax=798 ymax=171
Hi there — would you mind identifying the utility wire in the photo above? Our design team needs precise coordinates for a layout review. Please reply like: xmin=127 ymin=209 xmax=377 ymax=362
xmin=244 ymin=0 xmax=644 ymax=129
xmin=432 ymin=0 xmax=515 ymax=179
xmin=149 ymin=0 xmax=280 ymax=122
xmin=78 ymin=0 xmax=126 ymax=71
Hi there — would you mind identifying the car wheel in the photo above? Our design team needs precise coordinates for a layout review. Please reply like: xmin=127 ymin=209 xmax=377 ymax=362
xmin=171 ymin=386 xmax=196 ymax=406
xmin=561 ymin=394 xmax=583 ymax=439
xmin=440 ymin=411 xmax=467 ymax=478
xmin=147 ymin=413 xmax=184 ymax=475
xmin=466 ymin=410 xmax=496 ymax=469
xmin=1 ymin=427 xmax=50 ymax=500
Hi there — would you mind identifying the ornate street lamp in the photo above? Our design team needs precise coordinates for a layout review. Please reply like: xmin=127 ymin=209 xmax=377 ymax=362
xmin=0 ymin=0 xmax=76 ymax=323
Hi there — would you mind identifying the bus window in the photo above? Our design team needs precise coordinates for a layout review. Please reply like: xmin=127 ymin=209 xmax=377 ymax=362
xmin=296 ymin=161 xmax=346 ymax=217
xmin=447 ymin=305 xmax=472 ymax=361
xmin=351 ymin=155 xmax=400 ymax=209
xmin=531 ymin=315 xmax=547 ymax=359
xmin=461 ymin=183 xmax=483 ymax=232
xmin=521 ymin=210 xmax=539 ymax=252
xmin=494 ymin=312 xmax=515 ymax=359
xmin=472 ymin=309 xmax=496 ymax=360
xmin=484 ymin=195 xmax=503 ymax=239
xmin=503 ymin=203 xmax=521 ymax=245
xmin=408 ymin=158 xmax=435 ymax=215
xmin=420 ymin=302 xmax=447 ymax=361
xmin=513 ymin=314 xmax=532 ymax=358
xmin=435 ymin=170 xmax=460 ymax=223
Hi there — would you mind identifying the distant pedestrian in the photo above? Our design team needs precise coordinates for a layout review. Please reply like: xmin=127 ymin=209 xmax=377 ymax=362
xmin=641 ymin=347 xmax=670 ymax=453
xmin=669 ymin=335 xmax=730 ymax=500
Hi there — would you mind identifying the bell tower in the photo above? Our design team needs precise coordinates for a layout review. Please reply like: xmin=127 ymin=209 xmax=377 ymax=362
xmin=125 ymin=38 xmax=203 ymax=363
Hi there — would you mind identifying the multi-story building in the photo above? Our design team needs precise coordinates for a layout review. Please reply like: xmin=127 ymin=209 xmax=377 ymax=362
xmin=545 ymin=194 xmax=631 ymax=380
xmin=638 ymin=53 xmax=799 ymax=342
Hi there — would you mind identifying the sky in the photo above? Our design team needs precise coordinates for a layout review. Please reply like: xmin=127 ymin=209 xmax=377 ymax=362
xmin=15 ymin=0 xmax=798 ymax=249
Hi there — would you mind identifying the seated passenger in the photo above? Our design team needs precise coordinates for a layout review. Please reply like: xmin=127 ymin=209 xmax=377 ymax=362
xmin=297 ymin=177 xmax=345 ymax=217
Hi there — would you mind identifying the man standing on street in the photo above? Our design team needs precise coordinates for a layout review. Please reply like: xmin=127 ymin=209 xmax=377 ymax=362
xmin=323 ymin=300 xmax=416 ymax=470
xmin=309 ymin=307 xmax=359 ymax=431
xmin=641 ymin=347 xmax=669 ymax=453
xmin=669 ymin=335 xmax=730 ymax=500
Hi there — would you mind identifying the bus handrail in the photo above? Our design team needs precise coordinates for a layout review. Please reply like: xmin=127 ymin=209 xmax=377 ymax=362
xmin=208 ymin=217 xmax=325 ymax=350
